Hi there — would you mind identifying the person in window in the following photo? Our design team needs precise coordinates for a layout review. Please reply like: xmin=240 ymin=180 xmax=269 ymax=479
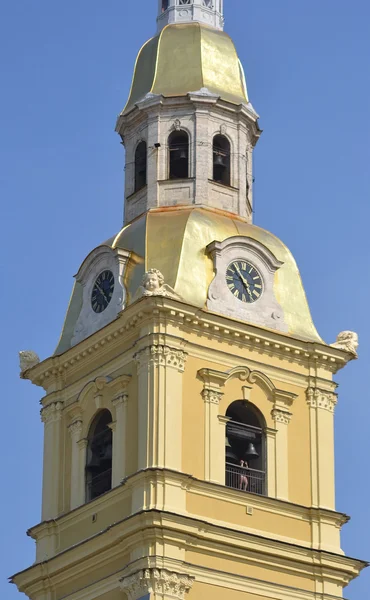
xmin=239 ymin=459 xmax=249 ymax=491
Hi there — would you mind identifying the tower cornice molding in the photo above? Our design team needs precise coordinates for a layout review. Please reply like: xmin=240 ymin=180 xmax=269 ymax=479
xmin=23 ymin=298 xmax=353 ymax=391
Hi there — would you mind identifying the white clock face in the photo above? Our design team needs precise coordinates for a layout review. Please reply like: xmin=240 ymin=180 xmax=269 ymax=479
xmin=226 ymin=261 xmax=263 ymax=303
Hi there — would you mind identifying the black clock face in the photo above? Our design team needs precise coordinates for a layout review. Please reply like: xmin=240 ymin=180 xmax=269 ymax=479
xmin=91 ymin=270 xmax=115 ymax=313
xmin=226 ymin=261 xmax=263 ymax=304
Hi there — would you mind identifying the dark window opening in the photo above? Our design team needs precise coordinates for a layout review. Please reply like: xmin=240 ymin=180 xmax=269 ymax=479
xmin=86 ymin=410 xmax=112 ymax=502
xmin=162 ymin=0 xmax=169 ymax=12
xmin=225 ymin=400 xmax=266 ymax=496
xmin=135 ymin=141 xmax=147 ymax=192
xmin=213 ymin=134 xmax=231 ymax=186
xmin=169 ymin=130 xmax=189 ymax=179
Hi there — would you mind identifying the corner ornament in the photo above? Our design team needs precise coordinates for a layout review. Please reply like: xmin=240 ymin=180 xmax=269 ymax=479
xmin=331 ymin=331 xmax=359 ymax=358
xmin=134 ymin=269 xmax=182 ymax=301
xmin=120 ymin=568 xmax=194 ymax=600
xmin=19 ymin=350 xmax=40 ymax=376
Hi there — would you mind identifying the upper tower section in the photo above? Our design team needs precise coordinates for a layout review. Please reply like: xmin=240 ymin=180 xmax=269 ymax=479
xmin=157 ymin=0 xmax=224 ymax=33
xmin=116 ymin=1 xmax=261 ymax=225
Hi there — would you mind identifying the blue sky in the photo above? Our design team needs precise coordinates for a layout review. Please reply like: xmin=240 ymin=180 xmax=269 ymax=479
xmin=1 ymin=0 xmax=369 ymax=597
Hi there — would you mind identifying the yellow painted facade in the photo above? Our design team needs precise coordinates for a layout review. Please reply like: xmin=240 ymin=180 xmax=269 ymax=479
xmin=12 ymin=3 xmax=366 ymax=600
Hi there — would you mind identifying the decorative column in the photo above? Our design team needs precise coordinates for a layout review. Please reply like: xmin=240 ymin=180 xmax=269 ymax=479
xmin=134 ymin=344 xmax=187 ymax=471
xmin=112 ymin=391 xmax=129 ymax=486
xmin=271 ymin=408 xmax=292 ymax=501
xmin=306 ymin=387 xmax=337 ymax=510
xmin=202 ymin=389 xmax=225 ymax=484
xmin=68 ymin=419 xmax=84 ymax=510
xmin=120 ymin=568 xmax=194 ymax=600
xmin=40 ymin=401 xmax=63 ymax=520
xmin=264 ymin=426 xmax=277 ymax=498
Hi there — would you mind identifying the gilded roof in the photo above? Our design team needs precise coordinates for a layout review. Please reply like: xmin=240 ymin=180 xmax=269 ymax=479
xmin=55 ymin=207 xmax=322 ymax=354
xmin=122 ymin=22 xmax=249 ymax=114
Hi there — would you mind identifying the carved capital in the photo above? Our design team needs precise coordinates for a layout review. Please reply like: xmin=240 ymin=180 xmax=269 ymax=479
xmin=120 ymin=569 xmax=194 ymax=600
xmin=68 ymin=420 xmax=83 ymax=438
xmin=271 ymin=407 xmax=292 ymax=425
xmin=134 ymin=345 xmax=188 ymax=372
xmin=202 ymin=389 xmax=223 ymax=405
xmin=41 ymin=401 xmax=63 ymax=424
xmin=112 ymin=392 xmax=129 ymax=407
xmin=306 ymin=388 xmax=337 ymax=413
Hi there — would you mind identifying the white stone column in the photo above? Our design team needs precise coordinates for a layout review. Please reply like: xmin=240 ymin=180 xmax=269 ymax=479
xmin=41 ymin=401 xmax=63 ymax=521
xmin=68 ymin=420 xmax=84 ymax=510
xmin=120 ymin=568 xmax=194 ymax=600
xmin=202 ymin=389 xmax=224 ymax=484
xmin=271 ymin=408 xmax=292 ymax=502
xmin=134 ymin=344 xmax=187 ymax=471
xmin=111 ymin=391 xmax=129 ymax=486
xmin=307 ymin=388 xmax=337 ymax=510
xmin=265 ymin=426 xmax=277 ymax=499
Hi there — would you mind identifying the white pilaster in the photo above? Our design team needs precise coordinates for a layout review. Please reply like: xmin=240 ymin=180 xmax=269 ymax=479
xmin=68 ymin=420 xmax=83 ymax=510
xmin=112 ymin=392 xmax=129 ymax=486
xmin=271 ymin=408 xmax=292 ymax=502
xmin=307 ymin=388 xmax=337 ymax=510
xmin=41 ymin=401 xmax=63 ymax=520
xmin=134 ymin=344 xmax=187 ymax=471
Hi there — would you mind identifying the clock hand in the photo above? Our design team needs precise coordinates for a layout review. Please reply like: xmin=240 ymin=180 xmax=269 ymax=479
xmin=95 ymin=282 xmax=109 ymax=302
xmin=234 ymin=263 xmax=254 ymax=301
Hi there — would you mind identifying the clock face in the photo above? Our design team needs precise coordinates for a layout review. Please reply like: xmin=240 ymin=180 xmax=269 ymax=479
xmin=91 ymin=270 xmax=115 ymax=313
xmin=226 ymin=261 xmax=263 ymax=303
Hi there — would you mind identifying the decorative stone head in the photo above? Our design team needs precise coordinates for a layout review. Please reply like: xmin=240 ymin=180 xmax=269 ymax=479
xmin=331 ymin=331 xmax=359 ymax=356
xmin=19 ymin=350 xmax=40 ymax=374
xmin=134 ymin=269 xmax=182 ymax=301
xmin=142 ymin=269 xmax=164 ymax=294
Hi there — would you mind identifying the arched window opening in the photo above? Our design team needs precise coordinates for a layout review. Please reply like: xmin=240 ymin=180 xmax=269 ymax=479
xmin=169 ymin=130 xmax=189 ymax=179
xmin=135 ymin=141 xmax=147 ymax=192
xmin=213 ymin=135 xmax=231 ymax=186
xmin=85 ymin=410 xmax=113 ymax=502
xmin=162 ymin=0 xmax=169 ymax=12
xmin=225 ymin=401 xmax=266 ymax=496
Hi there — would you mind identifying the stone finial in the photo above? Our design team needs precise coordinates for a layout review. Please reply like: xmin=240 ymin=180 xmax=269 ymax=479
xmin=331 ymin=331 xmax=359 ymax=357
xmin=134 ymin=269 xmax=182 ymax=301
xmin=19 ymin=350 xmax=40 ymax=374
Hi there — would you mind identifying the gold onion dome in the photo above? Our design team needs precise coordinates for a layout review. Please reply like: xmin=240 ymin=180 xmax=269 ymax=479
xmin=55 ymin=207 xmax=322 ymax=354
xmin=123 ymin=22 xmax=249 ymax=114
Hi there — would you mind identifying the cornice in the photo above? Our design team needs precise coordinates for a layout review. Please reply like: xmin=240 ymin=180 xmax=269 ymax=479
xmin=22 ymin=298 xmax=352 ymax=390
xmin=15 ymin=505 xmax=366 ymax=595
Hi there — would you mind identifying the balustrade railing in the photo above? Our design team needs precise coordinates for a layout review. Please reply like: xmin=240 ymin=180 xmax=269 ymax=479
xmin=225 ymin=462 xmax=266 ymax=496
xmin=86 ymin=468 xmax=112 ymax=501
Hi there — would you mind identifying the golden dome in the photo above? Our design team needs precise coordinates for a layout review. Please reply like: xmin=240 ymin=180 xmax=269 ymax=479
xmin=122 ymin=22 xmax=249 ymax=114
xmin=56 ymin=207 xmax=322 ymax=354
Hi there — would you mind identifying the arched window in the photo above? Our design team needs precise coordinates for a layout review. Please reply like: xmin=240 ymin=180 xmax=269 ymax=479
xmin=168 ymin=130 xmax=189 ymax=179
xmin=213 ymin=134 xmax=231 ymax=186
xmin=134 ymin=141 xmax=147 ymax=192
xmin=225 ymin=401 xmax=266 ymax=495
xmin=162 ymin=0 xmax=169 ymax=12
xmin=85 ymin=410 xmax=113 ymax=501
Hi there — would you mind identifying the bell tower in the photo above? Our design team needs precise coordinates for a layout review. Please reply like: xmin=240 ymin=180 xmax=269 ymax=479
xmin=12 ymin=3 xmax=366 ymax=600
xmin=157 ymin=0 xmax=224 ymax=32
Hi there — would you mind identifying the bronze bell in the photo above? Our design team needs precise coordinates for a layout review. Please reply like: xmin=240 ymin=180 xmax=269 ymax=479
xmin=179 ymin=149 xmax=187 ymax=160
xmin=86 ymin=454 xmax=100 ymax=470
xmin=226 ymin=446 xmax=238 ymax=464
xmin=214 ymin=153 xmax=226 ymax=167
xmin=245 ymin=442 xmax=259 ymax=460
xmin=101 ymin=444 xmax=112 ymax=462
